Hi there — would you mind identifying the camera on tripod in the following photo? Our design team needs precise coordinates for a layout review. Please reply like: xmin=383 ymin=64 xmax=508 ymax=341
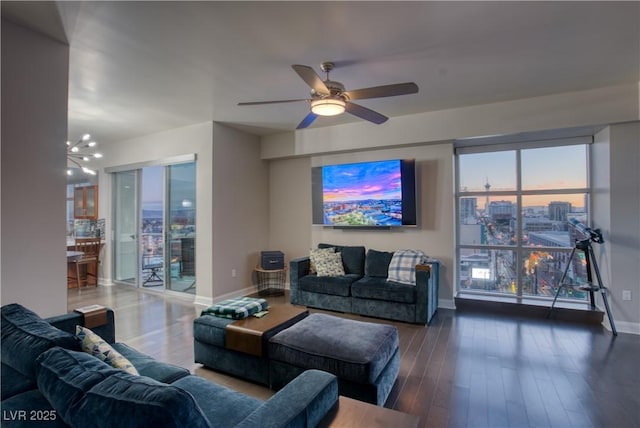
xmin=569 ymin=218 xmax=604 ymax=244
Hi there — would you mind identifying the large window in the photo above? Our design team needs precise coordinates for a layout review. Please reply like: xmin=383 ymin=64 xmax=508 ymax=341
xmin=456 ymin=141 xmax=590 ymax=301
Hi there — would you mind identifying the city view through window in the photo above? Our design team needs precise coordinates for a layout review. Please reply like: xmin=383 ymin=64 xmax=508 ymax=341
xmin=457 ymin=145 xmax=590 ymax=300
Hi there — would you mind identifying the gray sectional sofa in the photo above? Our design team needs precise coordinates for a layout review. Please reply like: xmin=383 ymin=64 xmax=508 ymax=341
xmin=1 ymin=303 xmax=338 ymax=428
xmin=290 ymin=244 xmax=439 ymax=325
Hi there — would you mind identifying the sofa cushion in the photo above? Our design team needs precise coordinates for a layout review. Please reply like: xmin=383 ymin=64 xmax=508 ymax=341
xmin=387 ymin=249 xmax=427 ymax=285
xmin=1 ymin=303 xmax=80 ymax=378
xmin=299 ymin=274 xmax=359 ymax=297
xmin=1 ymin=362 xmax=36 ymax=400
xmin=70 ymin=372 xmax=211 ymax=428
xmin=76 ymin=326 xmax=139 ymax=375
xmin=173 ymin=375 xmax=261 ymax=427
xmin=315 ymin=251 xmax=346 ymax=276
xmin=35 ymin=347 xmax=121 ymax=424
xmin=365 ymin=249 xmax=395 ymax=277
xmin=112 ymin=342 xmax=190 ymax=384
xmin=351 ymin=277 xmax=417 ymax=303
xmin=319 ymin=244 xmax=366 ymax=275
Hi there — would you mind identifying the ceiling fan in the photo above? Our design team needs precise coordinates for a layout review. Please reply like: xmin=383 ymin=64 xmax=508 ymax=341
xmin=238 ymin=62 xmax=419 ymax=129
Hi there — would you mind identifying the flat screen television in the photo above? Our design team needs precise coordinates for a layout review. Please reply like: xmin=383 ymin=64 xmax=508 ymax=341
xmin=312 ymin=159 xmax=417 ymax=227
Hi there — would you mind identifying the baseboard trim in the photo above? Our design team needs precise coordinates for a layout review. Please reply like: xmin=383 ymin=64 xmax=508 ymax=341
xmin=603 ymin=319 xmax=640 ymax=335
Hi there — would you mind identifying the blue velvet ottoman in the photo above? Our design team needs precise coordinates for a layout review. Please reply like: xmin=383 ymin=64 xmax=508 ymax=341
xmin=268 ymin=313 xmax=400 ymax=406
xmin=193 ymin=306 xmax=309 ymax=385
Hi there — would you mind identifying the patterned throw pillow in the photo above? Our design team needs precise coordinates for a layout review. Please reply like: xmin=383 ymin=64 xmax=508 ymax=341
xmin=387 ymin=249 xmax=428 ymax=285
xmin=315 ymin=251 xmax=346 ymax=277
xmin=309 ymin=247 xmax=335 ymax=274
xmin=76 ymin=326 xmax=139 ymax=375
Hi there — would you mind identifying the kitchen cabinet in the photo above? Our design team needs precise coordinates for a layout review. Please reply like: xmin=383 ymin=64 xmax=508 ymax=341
xmin=74 ymin=185 xmax=98 ymax=219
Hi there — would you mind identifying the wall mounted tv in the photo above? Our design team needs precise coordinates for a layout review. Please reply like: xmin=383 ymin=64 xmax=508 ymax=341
xmin=312 ymin=159 xmax=417 ymax=227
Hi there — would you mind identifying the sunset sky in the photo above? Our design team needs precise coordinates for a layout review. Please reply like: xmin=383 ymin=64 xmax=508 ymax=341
xmin=459 ymin=145 xmax=588 ymax=207
xmin=322 ymin=160 xmax=402 ymax=202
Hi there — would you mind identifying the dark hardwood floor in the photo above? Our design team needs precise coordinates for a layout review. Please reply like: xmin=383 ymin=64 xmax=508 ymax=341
xmin=68 ymin=285 xmax=640 ymax=428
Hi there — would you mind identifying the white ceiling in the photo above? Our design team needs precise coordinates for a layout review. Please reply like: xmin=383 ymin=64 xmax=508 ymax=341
xmin=3 ymin=1 xmax=639 ymax=144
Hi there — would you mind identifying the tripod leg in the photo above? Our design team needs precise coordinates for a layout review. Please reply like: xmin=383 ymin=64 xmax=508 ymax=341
xmin=588 ymin=246 xmax=618 ymax=336
xmin=547 ymin=246 xmax=577 ymax=318
xmin=584 ymin=247 xmax=596 ymax=308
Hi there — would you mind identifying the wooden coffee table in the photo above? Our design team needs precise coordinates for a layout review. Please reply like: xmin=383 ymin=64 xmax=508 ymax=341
xmin=319 ymin=396 xmax=420 ymax=428
xmin=225 ymin=304 xmax=308 ymax=357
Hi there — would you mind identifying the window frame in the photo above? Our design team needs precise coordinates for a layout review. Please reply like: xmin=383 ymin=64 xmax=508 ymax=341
xmin=455 ymin=137 xmax=591 ymax=301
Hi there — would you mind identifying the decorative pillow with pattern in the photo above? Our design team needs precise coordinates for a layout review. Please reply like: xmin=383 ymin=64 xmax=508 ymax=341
xmin=315 ymin=251 xmax=346 ymax=277
xmin=387 ymin=249 xmax=428 ymax=285
xmin=309 ymin=247 xmax=335 ymax=274
xmin=76 ymin=326 xmax=139 ymax=375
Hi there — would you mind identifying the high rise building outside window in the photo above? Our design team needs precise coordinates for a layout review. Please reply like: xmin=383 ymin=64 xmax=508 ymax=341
xmin=456 ymin=142 xmax=590 ymax=301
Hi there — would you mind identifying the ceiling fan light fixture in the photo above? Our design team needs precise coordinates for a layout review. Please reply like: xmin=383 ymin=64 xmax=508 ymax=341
xmin=311 ymin=98 xmax=345 ymax=116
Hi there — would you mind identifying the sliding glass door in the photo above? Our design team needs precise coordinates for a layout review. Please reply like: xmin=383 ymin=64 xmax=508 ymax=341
xmin=113 ymin=170 xmax=139 ymax=285
xmin=111 ymin=158 xmax=196 ymax=294
xmin=166 ymin=162 xmax=196 ymax=292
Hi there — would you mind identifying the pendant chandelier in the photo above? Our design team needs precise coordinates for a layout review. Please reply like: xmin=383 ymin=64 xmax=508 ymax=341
xmin=67 ymin=134 xmax=102 ymax=175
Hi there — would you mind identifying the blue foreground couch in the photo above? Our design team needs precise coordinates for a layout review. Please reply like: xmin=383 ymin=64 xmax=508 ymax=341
xmin=1 ymin=303 xmax=338 ymax=428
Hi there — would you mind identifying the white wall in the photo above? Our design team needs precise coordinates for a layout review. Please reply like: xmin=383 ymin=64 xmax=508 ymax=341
xmin=268 ymin=156 xmax=312 ymax=262
xmin=1 ymin=20 xmax=69 ymax=317
xmin=592 ymin=123 xmax=640 ymax=334
xmin=211 ymin=123 xmax=269 ymax=298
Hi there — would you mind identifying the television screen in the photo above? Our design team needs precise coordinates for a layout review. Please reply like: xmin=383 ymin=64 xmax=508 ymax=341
xmin=312 ymin=159 xmax=417 ymax=227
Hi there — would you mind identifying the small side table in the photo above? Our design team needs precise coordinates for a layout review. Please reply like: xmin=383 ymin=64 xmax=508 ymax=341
xmin=254 ymin=266 xmax=286 ymax=296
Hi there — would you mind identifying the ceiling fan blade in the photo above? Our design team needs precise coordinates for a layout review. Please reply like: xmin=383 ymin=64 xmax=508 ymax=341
xmin=345 ymin=101 xmax=388 ymax=125
xmin=292 ymin=65 xmax=329 ymax=95
xmin=296 ymin=112 xmax=318 ymax=129
xmin=238 ymin=99 xmax=309 ymax=106
xmin=344 ymin=82 xmax=418 ymax=100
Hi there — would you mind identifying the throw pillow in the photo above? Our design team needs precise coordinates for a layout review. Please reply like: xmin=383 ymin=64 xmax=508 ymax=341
xmin=76 ymin=326 xmax=139 ymax=375
xmin=365 ymin=249 xmax=395 ymax=277
xmin=315 ymin=251 xmax=346 ymax=277
xmin=387 ymin=249 xmax=428 ymax=285
xmin=309 ymin=247 xmax=335 ymax=274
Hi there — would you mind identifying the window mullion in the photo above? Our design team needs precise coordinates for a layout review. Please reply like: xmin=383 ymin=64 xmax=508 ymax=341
xmin=516 ymin=149 xmax=523 ymax=297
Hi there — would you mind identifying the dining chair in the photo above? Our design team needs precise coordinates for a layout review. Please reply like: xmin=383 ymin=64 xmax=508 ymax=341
xmin=71 ymin=238 xmax=102 ymax=288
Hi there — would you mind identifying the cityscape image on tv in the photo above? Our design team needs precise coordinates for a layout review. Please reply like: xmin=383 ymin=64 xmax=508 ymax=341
xmin=322 ymin=160 xmax=403 ymax=226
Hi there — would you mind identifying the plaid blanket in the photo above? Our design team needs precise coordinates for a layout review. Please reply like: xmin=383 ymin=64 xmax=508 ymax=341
xmin=201 ymin=297 xmax=269 ymax=320
xmin=387 ymin=249 xmax=428 ymax=285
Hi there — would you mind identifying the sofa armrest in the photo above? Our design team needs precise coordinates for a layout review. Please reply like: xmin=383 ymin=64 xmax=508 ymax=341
xmin=235 ymin=369 xmax=338 ymax=428
xmin=46 ymin=309 xmax=116 ymax=344
xmin=289 ymin=257 xmax=310 ymax=305
xmin=415 ymin=261 xmax=439 ymax=325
